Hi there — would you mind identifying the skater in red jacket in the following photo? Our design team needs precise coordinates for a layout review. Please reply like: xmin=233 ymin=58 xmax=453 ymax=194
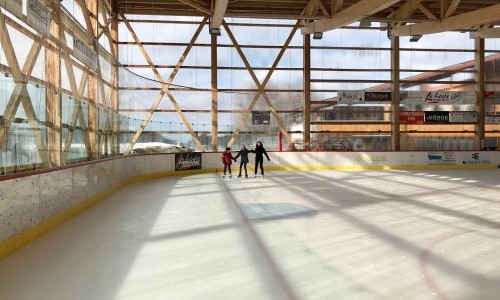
xmin=221 ymin=147 xmax=236 ymax=178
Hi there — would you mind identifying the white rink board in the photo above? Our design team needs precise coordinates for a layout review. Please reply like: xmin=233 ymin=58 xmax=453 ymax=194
xmin=1 ymin=151 xmax=499 ymax=243
xmin=203 ymin=151 xmax=500 ymax=169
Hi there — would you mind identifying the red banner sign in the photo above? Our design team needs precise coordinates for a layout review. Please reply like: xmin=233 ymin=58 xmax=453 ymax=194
xmin=400 ymin=111 xmax=424 ymax=124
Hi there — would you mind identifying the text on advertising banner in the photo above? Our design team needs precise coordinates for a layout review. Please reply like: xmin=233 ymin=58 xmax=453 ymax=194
xmin=427 ymin=152 xmax=456 ymax=165
xmin=252 ymin=111 xmax=270 ymax=125
xmin=422 ymin=91 xmax=475 ymax=104
xmin=175 ymin=153 xmax=202 ymax=171
xmin=73 ymin=35 xmax=98 ymax=70
xmin=338 ymin=90 xmax=365 ymax=104
xmin=364 ymin=91 xmax=391 ymax=102
xmin=424 ymin=111 xmax=450 ymax=123
xmin=449 ymin=112 xmax=477 ymax=123
xmin=486 ymin=112 xmax=500 ymax=124
xmin=400 ymin=111 xmax=424 ymax=124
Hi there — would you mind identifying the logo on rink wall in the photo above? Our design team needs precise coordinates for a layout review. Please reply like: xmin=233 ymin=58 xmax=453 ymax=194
xmin=175 ymin=153 xmax=202 ymax=171
xmin=355 ymin=155 xmax=388 ymax=163
xmin=462 ymin=152 xmax=491 ymax=165
xmin=427 ymin=152 xmax=456 ymax=165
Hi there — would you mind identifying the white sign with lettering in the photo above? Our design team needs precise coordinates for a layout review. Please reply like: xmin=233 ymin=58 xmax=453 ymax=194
xmin=338 ymin=90 xmax=364 ymax=104
xmin=0 ymin=0 xmax=23 ymax=19
xmin=73 ymin=35 xmax=98 ymax=70
xmin=486 ymin=111 xmax=500 ymax=124
xmin=449 ymin=112 xmax=477 ymax=123
xmin=422 ymin=91 xmax=475 ymax=104
xmin=27 ymin=0 xmax=50 ymax=37
xmin=399 ymin=91 xmax=423 ymax=102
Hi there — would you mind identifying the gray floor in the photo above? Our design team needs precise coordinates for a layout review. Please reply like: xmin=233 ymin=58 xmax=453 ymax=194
xmin=1 ymin=169 xmax=500 ymax=300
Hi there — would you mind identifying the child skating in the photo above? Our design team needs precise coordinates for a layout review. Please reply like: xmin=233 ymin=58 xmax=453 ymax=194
xmin=234 ymin=145 xmax=252 ymax=178
xmin=221 ymin=147 xmax=236 ymax=178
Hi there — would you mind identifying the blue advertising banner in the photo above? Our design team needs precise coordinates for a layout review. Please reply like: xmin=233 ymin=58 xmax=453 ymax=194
xmin=427 ymin=152 xmax=456 ymax=165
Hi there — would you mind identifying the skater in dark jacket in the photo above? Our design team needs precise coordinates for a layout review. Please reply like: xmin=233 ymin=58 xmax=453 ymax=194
xmin=234 ymin=145 xmax=252 ymax=178
xmin=253 ymin=141 xmax=270 ymax=177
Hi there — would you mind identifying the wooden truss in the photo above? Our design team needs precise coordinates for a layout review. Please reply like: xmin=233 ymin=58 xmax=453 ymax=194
xmin=121 ymin=15 xmax=208 ymax=154
xmin=223 ymin=21 xmax=299 ymax=147
xmin=392 ymin=3 xmax=500 ymax=36
xmin=121 ymin=16 xmax=305 ymax=151
xmin=122 ymin=0 xmax=323 ymax=151
xmin=0 ymin=0 xmax=118 ymax=168
xmin=0 ymin=9 xmax=50 ymax=167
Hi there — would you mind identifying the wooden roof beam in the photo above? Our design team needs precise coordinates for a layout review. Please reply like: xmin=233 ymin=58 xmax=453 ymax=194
xmin=302 ymin=0 xmax=403 ymax=34
xmin=393 ymin=0 xmax=424 ymax=20
xmin=417 ymin=3 xmax=437 ymax=20
xmin=315 ymin=0 xmax=330 ymax=17
xmin=392 ymin=3 xmax=500 ymax=36
xmin=444 ymin=0 xmax=461 ymax=18
xmin=211 ymin=0 xmax=229 ymax=29
xmin=178 ymin=0 xmax=211 ymax=15
xmin=471 ymin=28 xmax=500 ymax=39
xmin=332 ymin=0 xmax=343 ymax=14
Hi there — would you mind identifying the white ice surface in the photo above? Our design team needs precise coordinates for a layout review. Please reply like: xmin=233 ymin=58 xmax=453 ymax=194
xmin=1 ymin=169 xmax=500 ymax=300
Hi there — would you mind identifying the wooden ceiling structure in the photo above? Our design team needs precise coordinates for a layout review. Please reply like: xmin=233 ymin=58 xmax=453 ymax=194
xmin=115 ymin=0 xmax=500 ymax=37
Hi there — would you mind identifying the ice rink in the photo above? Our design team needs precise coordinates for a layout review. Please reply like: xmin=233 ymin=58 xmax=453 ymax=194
xmin=1 ymin=169 xmax=500 ymax=300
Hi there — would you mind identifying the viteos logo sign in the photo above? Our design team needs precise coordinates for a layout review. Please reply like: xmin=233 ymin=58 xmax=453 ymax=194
xmin=424 ymin=111 xmax=449 ymax=123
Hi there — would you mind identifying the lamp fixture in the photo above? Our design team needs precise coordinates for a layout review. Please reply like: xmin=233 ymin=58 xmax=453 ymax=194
xmin=209 ymin=28 xmax=221 ymax=36
xmin=313 ymin=32 xmax=323 ymax=39
xmin=359 ymin=19 xmax=372 ymax=27
xmin=409 ymin=34 xmax=422 ymax=42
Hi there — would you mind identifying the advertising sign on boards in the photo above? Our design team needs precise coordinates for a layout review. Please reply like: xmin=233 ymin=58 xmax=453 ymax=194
xmin=175 ymin=153 xmax=202 ymax=171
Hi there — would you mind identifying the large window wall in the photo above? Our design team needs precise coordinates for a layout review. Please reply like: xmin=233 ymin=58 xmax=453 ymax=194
xmin=118 ymin=16 xmax=303 ymax=152
xmin=485 ymin=38 xmax=500 ymax=147
xmin=398 ymin=31 xmax=477 ymax=151
xmin=2 ymin=1 xmax=499 ymax=175
xmin=308 ymin=26 xmax=498 ymax=151
xmin=118 ymin=16 xmax=499 ymax=153
xmin=0 ymin=0 xmax=119 ymax=175
xmin=308 ymin=23 xmax=392 ymax=150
